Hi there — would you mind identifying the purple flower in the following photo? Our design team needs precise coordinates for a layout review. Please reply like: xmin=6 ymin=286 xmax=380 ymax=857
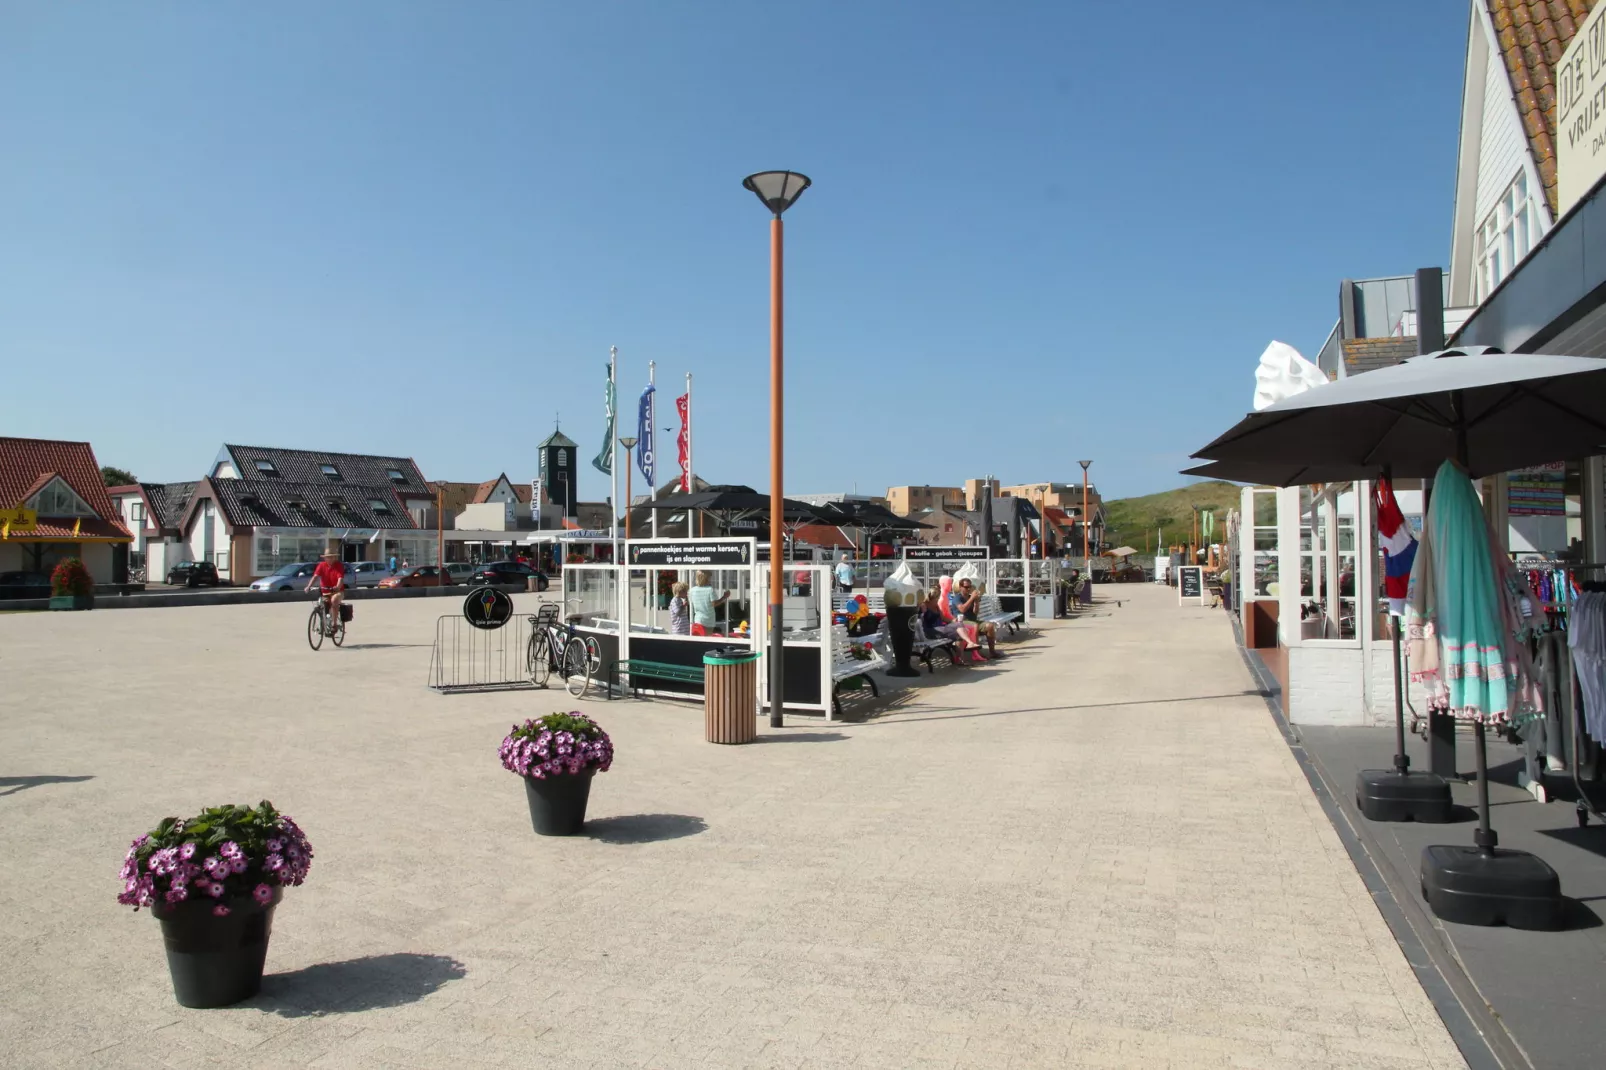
xmin=264 ymin=853 xmax=284 ymax=873
xmin=219 ymin=841 xmax=243 ymax=861
xmin=206 ymin=881 xmax=226 ymax=898
xmin=252 ymin=884 xmax=273 ymax=905
xmin=265 ymin=838 xmax=283 ymax=853
xmin=179 ymin=843 xmax=197 ymax=860
xmin=229 ymin=857 xmax=248 ymax=875
xmin=212 ymin=904 xmax=231 ymax=917
xmin=165 ymin=885 xmax=189 ymax=903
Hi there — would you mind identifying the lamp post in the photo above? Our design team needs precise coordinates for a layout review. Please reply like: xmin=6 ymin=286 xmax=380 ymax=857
xmin=1078 ymin=460 xmax=1092 ymax=561
xmin=618 ymin=436 xmax=638 ymax=543
xmin=743 ymin=169 xmax=811 ymax=728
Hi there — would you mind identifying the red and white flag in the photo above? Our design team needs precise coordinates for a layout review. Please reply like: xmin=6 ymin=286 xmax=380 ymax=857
xmin=1374 ymin=478 xmax=1418 ymax=617
xmin=675 ymin=392 xmax=691 ymax=491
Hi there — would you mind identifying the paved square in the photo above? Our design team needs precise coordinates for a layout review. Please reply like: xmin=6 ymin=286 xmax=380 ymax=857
xmin=0 ymin=587 xmax=1466 ymax=1068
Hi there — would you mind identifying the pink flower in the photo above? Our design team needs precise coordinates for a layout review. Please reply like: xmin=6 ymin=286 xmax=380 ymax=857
xmin=252 ymin=884 xmax=273 ymax=905
xmin=212 ymin=904 xmax=231 ymax=917
xmin=229 ymin=857 xmax=248 ymax=875
xmin=179 ymin=843 xmax=197 ymax=860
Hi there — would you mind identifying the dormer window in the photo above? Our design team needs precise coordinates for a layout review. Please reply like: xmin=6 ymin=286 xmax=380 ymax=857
xmin=320 ymin=464 xmax=342 ymax=481
xmin=28 ymin=478 xmax=95 ymax=517
xmin=328 ymin=498 xmax=354 ymax=517
xmin=369 ymin=499 xmax=392 ymax=516
xmin=387 ymin=469 xmax=407 ymax=484
xmin=254 ymin=460 xmax=280 ymax=477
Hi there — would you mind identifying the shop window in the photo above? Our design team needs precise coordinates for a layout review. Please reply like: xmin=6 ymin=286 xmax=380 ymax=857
xmin=1300 ymin=486 xmax=1357 ymax=639
xmin=1474 ymin=170 xmax=1540 ymax=303
xmin=1249 ymin=489 xmax=1279 ymax=598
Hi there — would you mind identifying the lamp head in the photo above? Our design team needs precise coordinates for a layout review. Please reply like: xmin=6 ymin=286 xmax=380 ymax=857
xmin=619 ymin=436 xmax=638 ymax=449
xmin=742 ymin=170 xmax=812 ymax=216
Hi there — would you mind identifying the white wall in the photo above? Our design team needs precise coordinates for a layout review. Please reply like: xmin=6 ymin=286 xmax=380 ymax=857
xmin=458 ymin=502 xmax=513 ymax=530
xmin=1474 ymin=20 xmax=1530 ymax=229
xmin=1287 ymin=646 xmax=1367 ymax=726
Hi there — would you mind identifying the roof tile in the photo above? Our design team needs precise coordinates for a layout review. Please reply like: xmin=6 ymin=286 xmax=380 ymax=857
xmin=0 ymin=437 xmax=128 ymax=535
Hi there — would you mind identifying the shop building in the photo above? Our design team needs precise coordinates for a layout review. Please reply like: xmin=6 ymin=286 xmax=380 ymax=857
xmin=0 ymin=437 xmax=133 ymax=584
xmin=105 ymin=481 xmax=196 ymax=580
xmin=885 ymin=485 xmax=960 ymax=516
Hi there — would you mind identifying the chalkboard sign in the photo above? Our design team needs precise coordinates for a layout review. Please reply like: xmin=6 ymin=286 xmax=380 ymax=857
xmin=1178 ymin=566 xmax=1205 ymax=604
xmin=903 ymin=546 xmax=989 ymax=561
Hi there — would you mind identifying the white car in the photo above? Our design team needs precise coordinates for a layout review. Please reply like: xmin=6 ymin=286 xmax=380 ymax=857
xmin=343 ymin=561 xmax=392 ymax=588
xmin=250 ymin=562 xmax=319 ymax=592
xmin=444 ymin=562 xmax=477 ymax=583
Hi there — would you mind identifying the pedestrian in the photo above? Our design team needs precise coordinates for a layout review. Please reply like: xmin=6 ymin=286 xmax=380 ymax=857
xmin=388 ymin=553 xmax=397 ymax=574
xmin=834 ymin=553 xmax=855 ymax=593
xmin=689 ymin=570 xmax=728 ymax=636
xmin=668 ymin=581 xmax=691 ymax=635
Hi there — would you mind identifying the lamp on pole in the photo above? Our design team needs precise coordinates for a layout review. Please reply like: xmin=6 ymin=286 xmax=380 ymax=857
xmin=1078 ymin=460 xmax=1092 ymax=561
xmin=618 ymin=436 xmax=638 ymax=543
xmin=743 ymin=169 xmax=811 ymax=728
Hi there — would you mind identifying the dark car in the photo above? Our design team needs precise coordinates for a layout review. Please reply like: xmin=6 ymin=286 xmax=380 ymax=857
xmin=0 ymin=570 xmax=50 ymax=598
xmin=469 ymin=561 xmax=549 ymax=591
xmin=166 ymin=560 xmax=221 ymax=587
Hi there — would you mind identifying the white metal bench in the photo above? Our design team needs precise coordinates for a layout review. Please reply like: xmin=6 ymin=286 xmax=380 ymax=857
xmin=830 ymin=623 xmax=885 ymax=715
xmin=977 ymin=594 xmax=1023 ymax=636
xmin=832 ymin=590 xmax=886 ymax=615
xmin=910 ymin=615 xmax=962 ymax=672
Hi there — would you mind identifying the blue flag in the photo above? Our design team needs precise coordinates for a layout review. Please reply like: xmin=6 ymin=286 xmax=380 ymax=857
xmin=636 ymin=385 xmax=655 ymax=485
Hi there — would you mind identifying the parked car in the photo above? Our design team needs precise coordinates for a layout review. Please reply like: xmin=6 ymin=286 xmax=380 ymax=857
xmin=343 ymin=561 xmax=392 ymax=589
xmin=166 ymin=561 xmax=221 ymax=587
xmin=0 ymin=570 xmax=50 ymax=598
xmin=379 ymin=564 xmax=454 ymax=589
xmin=249 ymin=562 xmax=319 ymax=592
xmin=469 ymin=561 xmax=549 ymax=590
xmin=444 ymin=562 xmax=478 ymax=582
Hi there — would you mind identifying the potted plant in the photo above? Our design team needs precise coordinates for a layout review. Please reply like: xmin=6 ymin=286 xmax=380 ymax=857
xmin=49 ymin=557 xmax=95 ymax=610
xmin=500 ymin=713 xmax=613 ymax=836
xmin=117 ymin=801 xmax=314 ymax=1008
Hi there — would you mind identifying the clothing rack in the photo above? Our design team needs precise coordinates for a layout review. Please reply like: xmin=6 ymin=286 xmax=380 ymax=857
xmin=1519 ymin=562 xmax=1606 ymax=826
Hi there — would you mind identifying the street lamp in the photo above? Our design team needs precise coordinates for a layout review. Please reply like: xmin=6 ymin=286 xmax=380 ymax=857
xmin=1078 ymin=460 xmax=1092 ymax=561
xmin=743 ymin=169 xmax=811 ymax=728
xmin=618 ymin=436 xmax=638 ymax=543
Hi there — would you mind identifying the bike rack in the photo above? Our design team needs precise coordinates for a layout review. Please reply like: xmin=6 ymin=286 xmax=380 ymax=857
xmin=427 ymin=613 xmax=537 ymax=693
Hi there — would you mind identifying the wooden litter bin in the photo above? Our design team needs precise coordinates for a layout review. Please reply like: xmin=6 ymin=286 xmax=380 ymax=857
xmin=704 ymin=649 xmax=759 ymax=744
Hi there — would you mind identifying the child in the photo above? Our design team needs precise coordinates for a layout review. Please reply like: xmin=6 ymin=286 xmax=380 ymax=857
xmin=669 ymin=581 xmax=691 ymax=635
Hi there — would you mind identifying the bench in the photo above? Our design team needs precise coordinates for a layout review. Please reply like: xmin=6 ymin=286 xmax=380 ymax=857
xmin=832 ymin=590 xmax=886 ymax=616
xmin=830 ymin=623 xmax=885 ymax=716
xmin=978 ymin=594 xmax=1023 ymax=636
xmin=910 ymin=615 xmax=962 ymax=672
xmin=606 ymin=659 xmax=704 ymax=699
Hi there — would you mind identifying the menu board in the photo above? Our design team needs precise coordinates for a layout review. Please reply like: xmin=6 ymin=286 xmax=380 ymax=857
xmin=1178 ymin=566 xmax=1205 ymax=604
xmin=1509 ymin=464 xmax=1566 ymax=516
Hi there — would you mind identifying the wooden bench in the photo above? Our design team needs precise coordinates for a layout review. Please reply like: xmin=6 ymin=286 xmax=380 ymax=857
xmin=830 ymin=623 xmax=885 ymax=716
xmin=910 ymin=615 xmax=962 ymax=672
xmin=606 ymin=658 xmax=704 ymax=699
xmin=978 ymin=594 xmax=1023 ymax=636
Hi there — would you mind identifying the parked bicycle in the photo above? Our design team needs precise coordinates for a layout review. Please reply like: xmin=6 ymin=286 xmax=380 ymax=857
xmin=526 ymin=600 xmax=600 ymax=697
xmin=307 ymin=590 xmax=347 ymax=650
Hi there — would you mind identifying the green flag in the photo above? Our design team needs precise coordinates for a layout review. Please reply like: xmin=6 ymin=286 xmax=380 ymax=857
xmin=591 ymin=372 xmax=615 ymax=475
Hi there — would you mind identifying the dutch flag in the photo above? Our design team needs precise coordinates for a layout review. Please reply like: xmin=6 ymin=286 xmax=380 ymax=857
xmin=1375 ymin=478 xmax=1417 ymax=617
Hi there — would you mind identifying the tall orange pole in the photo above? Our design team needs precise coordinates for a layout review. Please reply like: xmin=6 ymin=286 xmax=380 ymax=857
xmin=769 ymin=216 xmax=786 ymax=727
xmin=436 ymin=486 xmax=443 ymax=570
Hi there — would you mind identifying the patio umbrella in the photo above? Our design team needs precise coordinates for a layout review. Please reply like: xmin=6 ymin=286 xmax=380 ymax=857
xmin=1193 ymin=346 xmax=1606 ymax=478
xmin=1180 ymin=460 xmax=1381 ymax=486
xmin=646 ymin=485 xmax=829 ymax=537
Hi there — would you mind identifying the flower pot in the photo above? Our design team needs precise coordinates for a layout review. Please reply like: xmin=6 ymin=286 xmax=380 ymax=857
xmin=48 ymin=594 xmax=94 ymax=611
xmin=523 ymin=768 xmax=595 ymax=836
xmin=152 ymin=887 xmax=282 ymax=1008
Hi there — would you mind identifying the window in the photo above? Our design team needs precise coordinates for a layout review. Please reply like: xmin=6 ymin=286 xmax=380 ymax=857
xmin=369 ymin=498 xmax=392 ymax=516
xmin=387 ymin=469 xmax=407 ymax=484
xmin=1474 ymin=170 xmax=1539 ymax=302
xmin=327 ymin=498 xmax=355 ymax=517
xmin=254 ymin=460 xmax=280 ymax=477
xmin=29 ymin=478 xmax=94 ymax=517
xmin=129 ymin=501 xmax=145 ymax=524
xmin=320 ymin=464 xmax=342 ymax=481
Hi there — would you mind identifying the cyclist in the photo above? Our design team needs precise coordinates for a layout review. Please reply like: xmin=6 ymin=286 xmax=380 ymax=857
xmin=306 ymin=551 xmax=347 ymax=630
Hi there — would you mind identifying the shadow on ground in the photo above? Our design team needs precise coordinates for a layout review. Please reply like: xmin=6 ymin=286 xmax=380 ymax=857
xmin=253 ymin=953 xmax=466 ymax=1017
xmin=336 ymin=643 xmax=432 ymax=651
xmin=0 ymin=775 xmax=94 ymax=797
xmin=584 ymin=813 xmax=707 ymax=844
xmin=752 ymin=732 xmax=847 ymax=743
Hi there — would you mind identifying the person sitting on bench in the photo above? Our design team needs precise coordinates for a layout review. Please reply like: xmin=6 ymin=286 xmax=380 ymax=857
xmin=924 ymin=591 xmax=982 ymax=663
xmin=955 ymin=578 xmax=1000 ymax=658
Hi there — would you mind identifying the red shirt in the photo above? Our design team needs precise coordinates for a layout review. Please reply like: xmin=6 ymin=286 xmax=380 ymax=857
xmin=313 ymin=561 xmax=346 ymax=589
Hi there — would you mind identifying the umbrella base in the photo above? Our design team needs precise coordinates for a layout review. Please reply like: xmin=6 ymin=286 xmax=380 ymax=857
xmin=1356 ymin=769 xmax=1453 ymax=823
xmin=1420 ymin=844 xmax=1563 ymax=930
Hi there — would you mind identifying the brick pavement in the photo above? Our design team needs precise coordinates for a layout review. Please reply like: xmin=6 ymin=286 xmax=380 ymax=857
xmin=0 ymin=586 xmax=1467 ymax=1068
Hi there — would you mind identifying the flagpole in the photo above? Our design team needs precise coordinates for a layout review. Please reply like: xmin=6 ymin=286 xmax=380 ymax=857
xmin=650 ymin=361 xmax=658 ymax=538
xmin=687 ymin=372 xmax=696 ymax=536
xmin=610 ymin=346 xmax=619 ymax=564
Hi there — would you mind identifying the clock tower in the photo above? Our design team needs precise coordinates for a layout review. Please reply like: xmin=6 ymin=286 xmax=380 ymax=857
xmin=537 ymin=426 xmax=579 ymax=524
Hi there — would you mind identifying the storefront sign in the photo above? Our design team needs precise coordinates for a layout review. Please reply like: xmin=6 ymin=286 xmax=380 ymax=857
xmin=463 ymin=587 xmax=513 ymax=630
xmin=0 ymin=507 xmax=38 ymax=535
xmin=903 ymin=546 xmax=989 ymax=561
xmin=1509 ymin=463 xmax=1566 ymax=516
xmin=628 ymin=540 xmax=753 ymax=567
xmin=1558 ymin=1 xmax=1606 ymax=214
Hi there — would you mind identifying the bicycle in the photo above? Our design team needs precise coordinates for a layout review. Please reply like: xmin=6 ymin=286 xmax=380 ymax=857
xmin=307 ymin=589 xmax=347 ymax=651
xmin=526 ymin=600 xmax=600 ymax=697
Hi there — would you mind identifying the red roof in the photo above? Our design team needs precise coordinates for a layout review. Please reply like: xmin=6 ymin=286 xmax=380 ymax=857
xmin=0 ymin=438 xmax=130 ymax=538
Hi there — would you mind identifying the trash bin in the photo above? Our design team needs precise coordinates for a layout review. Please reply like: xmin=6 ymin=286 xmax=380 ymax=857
xmin=703 ymin=648 xmax=759 ymax=744
xmin=526 ymin=576 xmax=540 ymax=593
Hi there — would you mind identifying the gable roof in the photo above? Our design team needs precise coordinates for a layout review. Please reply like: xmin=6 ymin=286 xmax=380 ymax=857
xmin=0 ymin=437 xmax=123 ymax=520
xmin=142 ymin=481 xmax=197 ymax=532
xmin=537 ymin=428 xmax=579 ymax=450
xmin=199 ymin=479 xmax=419 ymax=532
xmin=1487 ymin=0 xmax=1599 ymax=216
xmin=221 ymin=444 xmax=430 ymax=495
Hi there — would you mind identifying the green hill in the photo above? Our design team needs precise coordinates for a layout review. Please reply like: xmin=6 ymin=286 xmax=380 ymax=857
xmin=1102 ymin=481 xmax=1240 ymax=552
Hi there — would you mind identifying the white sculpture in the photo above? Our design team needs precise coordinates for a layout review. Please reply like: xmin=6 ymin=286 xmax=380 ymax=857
xmin=1252 ymin=340 xmax=1328 ymax=411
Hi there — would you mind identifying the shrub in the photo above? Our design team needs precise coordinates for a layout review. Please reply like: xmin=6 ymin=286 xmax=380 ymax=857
xmin=50 ymin=558 xmax=93 ymax=597
xmin=500 ymin=712 xmax=613 ymax=779
xmin=117 ymin=801 xmax=313 ymax=913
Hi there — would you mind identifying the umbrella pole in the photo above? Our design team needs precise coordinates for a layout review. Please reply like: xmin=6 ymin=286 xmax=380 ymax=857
xmin=1474 ymin=722 xmax=1497 ymax=853
xmin=1392 ymin=622 xmax=1409 ymax=775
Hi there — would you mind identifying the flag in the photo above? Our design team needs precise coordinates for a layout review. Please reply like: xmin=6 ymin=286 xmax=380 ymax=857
xmin=591 ymin=369 xmax=615 ymax=475
xmin=1375 ymin=478 xmax=1417 ymax=617
xmin=636 ymin=384 xmax=655 ymax=484
xmin=676 ymin=393 xmax=690 ymax=491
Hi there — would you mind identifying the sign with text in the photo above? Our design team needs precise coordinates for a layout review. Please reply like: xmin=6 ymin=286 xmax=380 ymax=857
xmin=463 ymin=587 xmax=513 ymax=630
xmin=1509 ymin=463 xmax=1566 ymax=516
xmin=1178 ymin=565 xmax=1205 ymax=604
xmin=627 ymin=539 xmax=753 ymax=568
xmin=903 ymin=546 xmax=989 ymax=561
xmin=1558 ymin=1 xmax=1606 ymax=214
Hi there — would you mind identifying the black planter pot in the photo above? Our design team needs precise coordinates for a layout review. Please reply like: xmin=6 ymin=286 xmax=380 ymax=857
xmin=152 ymin=887 xmax=282 ymax=1008
xmin=524 ymin=768 xmax=596 ymax=835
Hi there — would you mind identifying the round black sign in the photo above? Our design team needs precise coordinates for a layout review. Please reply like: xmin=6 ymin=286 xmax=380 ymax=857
xmin=463 ymin=587 xmax=514 ymax=630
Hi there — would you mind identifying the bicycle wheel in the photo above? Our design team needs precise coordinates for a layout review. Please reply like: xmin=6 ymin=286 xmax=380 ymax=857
xmin=563 ymin=637 xmax=590 ymax=697
xmin=528 ymin=634 xmax=552 ymax=687
xmin=331 ymin=613 xmax=346 ymax=647
xmin=583 ymin=635 xmax=603 ymax=677
xmin=307 ymin=607 xmax=325 ymax=651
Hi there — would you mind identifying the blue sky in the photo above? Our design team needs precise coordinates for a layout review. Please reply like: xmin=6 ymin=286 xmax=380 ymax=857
xmin=1 ymin=1 xmax=1466 ymax=502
